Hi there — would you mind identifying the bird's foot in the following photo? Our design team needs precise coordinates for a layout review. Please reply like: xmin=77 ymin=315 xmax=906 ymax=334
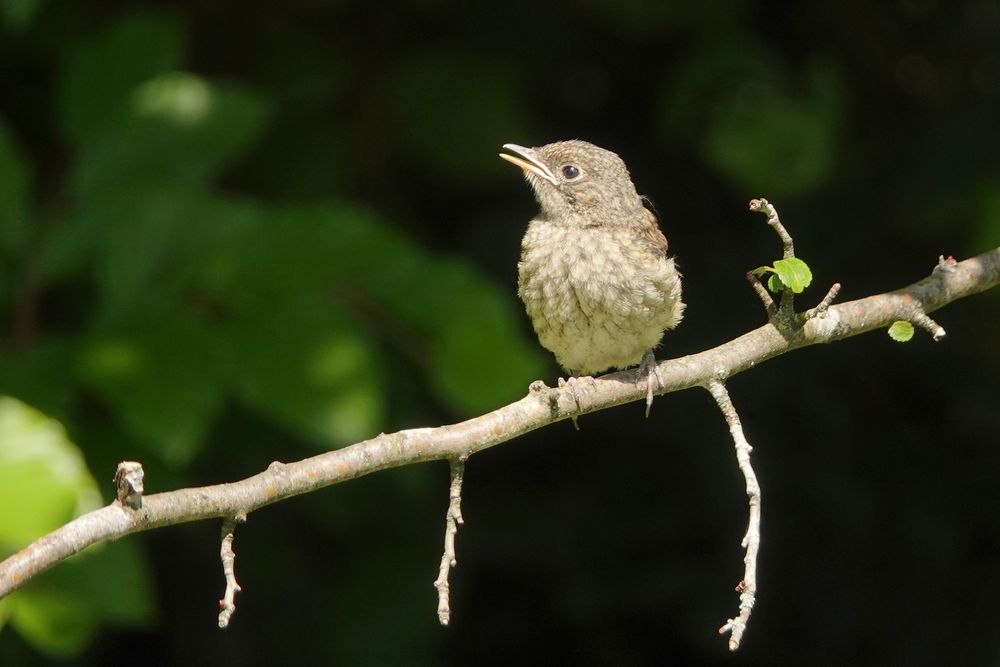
xmin=638 ymin=350 xmax=665 ymax=417
xmin=558 ymin=375 xmax=593 ymax=430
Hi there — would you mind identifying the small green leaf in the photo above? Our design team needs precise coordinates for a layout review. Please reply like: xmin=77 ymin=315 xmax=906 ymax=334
xmin=750 ymin=265 xmax=774 ymax=277
xmin=772 ymin=257 xmax=813 ymax=293
xmin=766 ymin=274 xmax=784 ymax=293
xmin=888 ymin=320 xmax=914 ymax=342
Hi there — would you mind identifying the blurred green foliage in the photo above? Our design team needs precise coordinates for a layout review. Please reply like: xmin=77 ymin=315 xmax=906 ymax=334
xmin=0 ymin=397 xmax=100 ymax=546
xmin=0 ymin=0 xmax=45 ymax=31
xmin=662 ymin=38 xmax=843 ymax=199
xmin=389 ymin=55 xmax=534 ymax=183
xmin=0 ymin=7 xmax=547 ymax=447
xmin=0 ymin=7 xmax=545 ymax=655
xmin=0 ymin=398 xmax=154 ymax=657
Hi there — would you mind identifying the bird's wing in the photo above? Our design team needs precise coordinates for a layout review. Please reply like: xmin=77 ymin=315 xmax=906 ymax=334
xmin=637 ymin=196 xmax=669 ymax=255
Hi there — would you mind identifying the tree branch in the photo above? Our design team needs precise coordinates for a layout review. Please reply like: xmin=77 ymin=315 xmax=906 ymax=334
xmin=706 ymin=380 xmax=760 ymax=651
xmin=749 ymin=198 xmax=795 ymax=259
xmin=1 ymin=243 xmax=998 ymax=634
xmin=217 ymin=513 xmax=245 ymax=629
xmin=434 ymin=456 xmax=467 ymax=625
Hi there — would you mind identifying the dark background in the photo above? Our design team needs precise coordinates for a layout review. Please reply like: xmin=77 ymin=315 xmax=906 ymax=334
xmin=1 ymin=0 xmax=999 ymax=665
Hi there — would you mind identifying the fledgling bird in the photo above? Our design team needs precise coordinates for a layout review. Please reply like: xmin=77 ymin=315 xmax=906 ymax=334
xmin=500 ymin=140 xmax=684 ymax=415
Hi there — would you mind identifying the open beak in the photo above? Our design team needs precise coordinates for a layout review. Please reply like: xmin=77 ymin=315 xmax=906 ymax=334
xmin=499 ymin=143 xmax=557 ymax=184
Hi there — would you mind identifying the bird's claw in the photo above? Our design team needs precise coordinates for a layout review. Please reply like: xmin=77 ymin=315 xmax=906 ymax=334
xmin=558 ymin=375 xmax=595 ymax=430
xmin=639 ymin=350 xmax=665 ymax=417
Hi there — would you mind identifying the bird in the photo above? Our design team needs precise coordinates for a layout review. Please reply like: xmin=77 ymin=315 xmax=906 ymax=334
xmin=499 ymin=140 xmax=684 ymax=416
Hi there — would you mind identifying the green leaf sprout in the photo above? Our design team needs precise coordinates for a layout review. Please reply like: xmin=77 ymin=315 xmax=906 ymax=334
xmin=888 ymin=320 xmax=915 ymax=342
xmin=772 ymin=258 xmax=813 ymax=293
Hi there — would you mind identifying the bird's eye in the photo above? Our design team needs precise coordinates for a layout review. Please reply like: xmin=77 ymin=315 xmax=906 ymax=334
xmin=561 ymin=165 xmax=581 ymax=180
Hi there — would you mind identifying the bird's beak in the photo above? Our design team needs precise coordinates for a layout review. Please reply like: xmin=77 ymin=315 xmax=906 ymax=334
xmin=499 ymin=144 xmax=557 ymax=184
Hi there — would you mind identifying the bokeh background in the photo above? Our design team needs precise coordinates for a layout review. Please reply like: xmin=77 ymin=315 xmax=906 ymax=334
xmin=1 ymin=1 xmax=999 ymax=664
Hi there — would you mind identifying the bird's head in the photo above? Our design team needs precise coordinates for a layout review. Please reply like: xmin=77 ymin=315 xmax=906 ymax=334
xmin=500 ymin=140 xmax=643 ymax=223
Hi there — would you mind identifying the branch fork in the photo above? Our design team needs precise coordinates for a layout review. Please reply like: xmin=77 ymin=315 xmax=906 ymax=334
xmin=747 ymin=199 xmax=950 ymax=346
xmin=747 ymin=198 xmax=842 ymax=333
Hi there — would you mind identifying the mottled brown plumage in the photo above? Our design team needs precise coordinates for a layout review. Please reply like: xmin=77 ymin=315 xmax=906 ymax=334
xmin=500 ymin=140 xmax=684 ymax=414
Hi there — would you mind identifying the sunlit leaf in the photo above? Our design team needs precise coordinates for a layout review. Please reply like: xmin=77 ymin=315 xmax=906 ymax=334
xmin=772 ymin=257 xmax=813 ymax=293
xmin=0 ymin=397 xmax=102 ymax=548
xmin=0 ymin=400 xmax=155 ymax=655
xmin=888 ymin=320 xmax=914 ymax=342
xmin=0 ymin=401 xmax=94 ymax=652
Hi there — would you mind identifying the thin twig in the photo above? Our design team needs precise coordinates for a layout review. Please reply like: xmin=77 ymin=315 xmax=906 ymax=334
xmin=749 ymin=198 xmax=794 ymax=258
xmin=746 ymin=271 xmax=776 ymax=321
xmin=434 ymin=457 xmax=467 ymax=625
xmin=804 ymin=283 xmax=842 ymax=320
xmin=911 ymin=312 xmax=946 ymax=341
xmin=749 ymin=199 xmax=799 ymax=325
xmin=706 ymin=380 xmax=761 ymax=651
xmin=218 ymin=513 xmax=246 ymax=628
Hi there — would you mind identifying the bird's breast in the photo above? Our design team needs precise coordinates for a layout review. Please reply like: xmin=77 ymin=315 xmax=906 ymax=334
xmin=517 ymin=219 xmax=684 ymax=374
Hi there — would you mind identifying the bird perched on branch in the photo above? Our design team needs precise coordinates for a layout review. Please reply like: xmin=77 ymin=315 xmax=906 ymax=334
xmin=500 ymin=140 xmax=684 ymax=415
